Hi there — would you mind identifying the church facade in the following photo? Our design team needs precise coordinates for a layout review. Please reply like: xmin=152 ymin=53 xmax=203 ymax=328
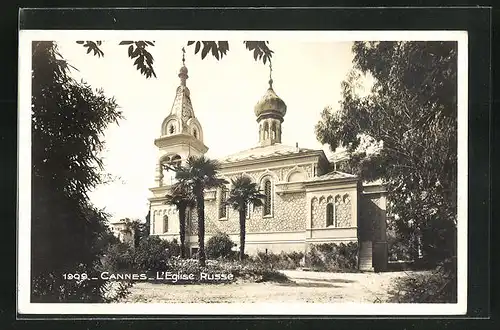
xmin=148 ymin=60 xmax=388 ymax=271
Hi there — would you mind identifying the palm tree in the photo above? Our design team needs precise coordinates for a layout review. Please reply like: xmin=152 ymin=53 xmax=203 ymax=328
xmin=173 ymin=155 xmax=227 ymax=266
xmin=164 ymin=181 xmax=195 ymax=259
xmin=225 ymin=175 xmax=265 ymax=261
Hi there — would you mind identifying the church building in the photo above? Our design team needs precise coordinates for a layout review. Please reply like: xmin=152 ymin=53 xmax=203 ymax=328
xmin=148 ymin=56 xmax=388 ymax=271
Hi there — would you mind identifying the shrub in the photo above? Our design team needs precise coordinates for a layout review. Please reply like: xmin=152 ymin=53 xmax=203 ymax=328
xmin=160 ymin=257 xmax=290 ymax=284
xmin=387 ymin=258 xmax=457 ymax=303
xmin=253 ymin=251 xmax=304 ymax=270
xmin=305 ymin=242 xmax=359 ymax=271
xmin=387 ymin=232 xmax=413 ymax=261
xmin=100 ymin=241 xmax=135 ymax=272
xmin=206 ymin=232 xmax=235 ymax=259
xmin=133 ymin=236 xmax=179 ymax=271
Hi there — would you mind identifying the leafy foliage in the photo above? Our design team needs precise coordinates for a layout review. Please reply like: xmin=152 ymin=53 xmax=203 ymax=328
xmin=315 ymin=41 xmax=457 ymax=265
xmin=164 ymin=257 xmax=290 ymax=284
xmin=120 ymin=218 xmax=150 ymax=248
xmin=133 ymin=236 xmax=180 ymax=271
xmin=206 ymin=232 xmax=235 ymax=259
xmin=100 ymin=241 xmax=135 ymax=272
xmin=31 ymin=41 xmax=124 ymax=302
xmin=305 ymin=242 xmax=359 ymax=272
xmin=225 ymin=175 xmax=266 ymax=261
xmin=76 ymin=40 xmax=273 ymax=78
xmin=387 ymin=260 xmax=457 ymax=303
xmin=76 ymin=40 xmax=104 ymax=57
xmin=119 ymin=41 xmax=156 ymax=78
xmin=251 ymin=251 xmax=305 ymax=270
xmin=187 ymin=41 xmax=229 ymax=60
xmin=243 ymin=41 xmax=273 ymax=64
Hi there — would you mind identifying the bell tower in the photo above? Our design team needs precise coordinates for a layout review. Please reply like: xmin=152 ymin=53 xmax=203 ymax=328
xmin=154 ymin=48 xmax=208 ymax=187
xmin=254 ymin=62 xmax=287 ymax=147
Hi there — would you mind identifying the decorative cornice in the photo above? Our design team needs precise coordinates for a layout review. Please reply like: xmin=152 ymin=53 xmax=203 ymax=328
xmin=219 ymin=150 xmax=324 ymax=169
xmin=304 ymin=176 xmax=358 ymax=187
xmin=154 ymin=133 xmax=208 ymax=153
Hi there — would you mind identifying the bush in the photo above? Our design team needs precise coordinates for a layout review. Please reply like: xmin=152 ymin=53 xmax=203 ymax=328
xmin=206 ymin=232 xmax=235 ymax=259
xmin=100 ymin=242 xmax=135 ymax=272
xmin=305 ymin=242 xmax=359 ymax=271
xmin=252 ymin=251 xmax=304 ymax=270
xmin=387 ymin=258 xmax=457 ymax=303
xmin=387 ymin=232 xmax=414 ymax=262
xmin=133 ymin=236 xmax=180 ymax=271
xmin=162 ymin=257 xmax=290 ymax=284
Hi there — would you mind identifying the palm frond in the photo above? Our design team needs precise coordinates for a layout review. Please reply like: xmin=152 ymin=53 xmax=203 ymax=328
xmin=225 ymin=174 xmax=266 ymax=212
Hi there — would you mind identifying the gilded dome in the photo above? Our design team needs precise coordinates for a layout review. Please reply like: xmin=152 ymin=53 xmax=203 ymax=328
xmin=254 ymin=82 xmax=287 ymax=119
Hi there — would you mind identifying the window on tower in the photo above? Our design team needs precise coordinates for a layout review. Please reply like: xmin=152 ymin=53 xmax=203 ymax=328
xmin=263 ymin=122 xmax=269 ymax=139
xmin=171 ymin=154 xmax=182 ymax=167
xmin=193 ymin=128 xmax=198 ymax=139
xmin=271 ymin=122 xmax=276 ymax=139
xmin=169 ymin=124 xmax=175 ymax=134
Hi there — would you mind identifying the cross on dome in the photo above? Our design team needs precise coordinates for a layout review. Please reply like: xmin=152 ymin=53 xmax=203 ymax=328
xmin=269 ymin=61 xmax=273 ymax=89
xmin=254 ymin=59 xmax=287 ymax=147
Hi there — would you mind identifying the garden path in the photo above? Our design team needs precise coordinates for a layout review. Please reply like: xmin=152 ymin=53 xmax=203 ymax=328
xmin=119 ymin=269 xmax=430 ymax=303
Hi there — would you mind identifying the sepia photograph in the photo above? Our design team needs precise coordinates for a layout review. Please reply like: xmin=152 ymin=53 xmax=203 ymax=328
xmin=18 ymin=30 xmax=467 ymax=315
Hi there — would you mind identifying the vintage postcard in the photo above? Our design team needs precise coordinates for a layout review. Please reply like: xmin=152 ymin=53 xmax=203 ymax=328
xmin=18 ymin=29 xmax=468 ymax=316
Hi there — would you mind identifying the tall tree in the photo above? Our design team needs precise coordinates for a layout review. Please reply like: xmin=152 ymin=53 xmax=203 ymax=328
xmin=224 ymin=176 xmax=265 ymax=261
xmin=31 ymin=41 xmax=123 ymax=302
xmin=164 ymin=181 xmax=196 ymax=259
xmin=172 ymin=156 xmax=227 ymax=266
xmin=315 ymin=41 xmax=457 ymax=264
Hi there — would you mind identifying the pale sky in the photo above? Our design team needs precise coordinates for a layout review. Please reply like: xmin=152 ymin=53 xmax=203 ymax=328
xmin=56 ymin=39 xmax=368 ymax=221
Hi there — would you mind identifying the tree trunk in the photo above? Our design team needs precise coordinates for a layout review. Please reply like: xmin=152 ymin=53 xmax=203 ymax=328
xmin=239 ymin=208 xmax=246 ymax=262
xmin=179 ymin=205 xmax=186 ymax=259
xmin=196 ymin=189 xmax=206 ymax=267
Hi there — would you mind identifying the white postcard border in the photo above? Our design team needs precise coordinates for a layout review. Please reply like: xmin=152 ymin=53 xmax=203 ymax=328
xmin=18 ymin=29 xmax=468 ymax=316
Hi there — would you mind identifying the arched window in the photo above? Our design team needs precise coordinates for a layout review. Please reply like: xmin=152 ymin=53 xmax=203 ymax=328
xmin=263 ymin=179 xmax=272 ymax=216
xmin=271 ymin=122 xmax=277 ymax=139
xmin=326 ymin=203 xmax=334 ymax=227
xmin=163 ymin=215 xmax=168 ymax=233
xmin=169 ymin=124 xmax=175 ymax=134
xmin=219 ymin=187 xmax=228 ymax=219
xmin=193 ymin=128 xmax=198 ymax=139
xmin=263 ymin=122 xmax=269 ymax=139
xmin=171 ymin=155 xmax=182 ymax=166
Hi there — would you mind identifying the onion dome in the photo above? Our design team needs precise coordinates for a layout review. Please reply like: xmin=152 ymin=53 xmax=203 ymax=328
xmin=254 ymin=78 xmax=287 ymax=121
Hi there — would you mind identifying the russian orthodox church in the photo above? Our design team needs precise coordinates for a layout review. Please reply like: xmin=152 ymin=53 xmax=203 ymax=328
xmin=148 ymin=54 xmax=388 ymax=271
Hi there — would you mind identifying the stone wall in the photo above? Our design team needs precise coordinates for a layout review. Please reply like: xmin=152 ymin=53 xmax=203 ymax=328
xmin=182 ymin=165 xmax=311 ymax=236
xmin=187 ymin=191 xmax=307 ymax=235
xmin=311 ymin=193 xmax=353 ymax=229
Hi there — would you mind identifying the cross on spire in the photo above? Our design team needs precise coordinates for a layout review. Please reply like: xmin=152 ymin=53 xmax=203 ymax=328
xmin=182 ymin=47 xmax=186 ymax=66
xmin=268 ymin=61 xmax=273 ymax=89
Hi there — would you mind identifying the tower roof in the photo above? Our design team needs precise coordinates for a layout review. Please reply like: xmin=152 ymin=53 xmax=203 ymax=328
xmin=254 ymin=83 xmax=287 ymax=120
xmin=254 ymin=64 xmax=287 ymax=121
xmin=169 ymin=53 xmax=194 ymax=123
xmin=160 ymin=48 xmax=205 ymax=142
